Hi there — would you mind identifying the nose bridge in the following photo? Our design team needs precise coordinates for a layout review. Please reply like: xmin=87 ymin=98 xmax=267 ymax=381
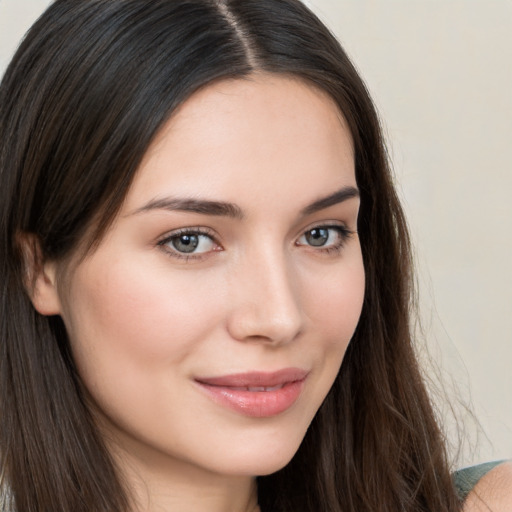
xmin=226 ymin=241 xmax=303 ymax=344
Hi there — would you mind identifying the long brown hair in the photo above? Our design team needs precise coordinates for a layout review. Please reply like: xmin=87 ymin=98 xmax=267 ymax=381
xmin=0 ymin=1 xmax=461 ymax=510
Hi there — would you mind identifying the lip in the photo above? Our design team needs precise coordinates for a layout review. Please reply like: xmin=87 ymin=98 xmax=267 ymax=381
xmin=195 ymin=368 xmax=308 ymax=418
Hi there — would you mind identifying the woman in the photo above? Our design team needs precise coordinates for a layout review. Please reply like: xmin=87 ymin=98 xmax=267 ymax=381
xmin=0 ymin=1 xmax=509 ymax=511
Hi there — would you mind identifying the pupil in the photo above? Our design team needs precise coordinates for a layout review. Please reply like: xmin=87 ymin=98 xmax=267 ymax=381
xmin=306 ymin=228 xmax=328 ymax=246
xmin=173 ymin=234 xmax=199 ymax=253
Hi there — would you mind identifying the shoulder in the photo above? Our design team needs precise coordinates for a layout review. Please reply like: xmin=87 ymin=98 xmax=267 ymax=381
xmin=460 ymin=461 xmax=512 ymax=512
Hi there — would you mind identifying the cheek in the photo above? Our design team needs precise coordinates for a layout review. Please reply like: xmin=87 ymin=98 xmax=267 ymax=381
xmin=287 ymin=251 xmax=364 ymax=431
xmin=306 ymin=255 xmax=365 ymax=346
xmin=304 ymin=251 xmax=365 ymax=390
xmin=60 ymin=257 xmax=223 ymax=391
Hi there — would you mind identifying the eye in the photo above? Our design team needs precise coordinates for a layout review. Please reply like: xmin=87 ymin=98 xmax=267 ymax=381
xmin=158 ymin=228 xmax=220 ymax=258
xmin=296 ymin=225 xmax=352 ymax=252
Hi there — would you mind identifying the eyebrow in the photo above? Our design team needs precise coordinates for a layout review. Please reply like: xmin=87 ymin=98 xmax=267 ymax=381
xmin=300 ymin=186 xmax=359 ymax=215
xmin=131 ymin=186 xmax=359 ymax=219
xmin=132 ymin=197 xmax=244 ymax=219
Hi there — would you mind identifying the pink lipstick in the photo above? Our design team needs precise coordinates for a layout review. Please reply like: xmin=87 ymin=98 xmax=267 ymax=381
xmin=195 ymin=368 xmax=307 ymax=417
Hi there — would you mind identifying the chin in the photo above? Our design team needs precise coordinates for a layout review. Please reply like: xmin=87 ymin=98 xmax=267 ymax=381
xmin=209 ymin=425 xmax=309 ymax=478
xmin=220 ymin=453 xmax=298 ymax=478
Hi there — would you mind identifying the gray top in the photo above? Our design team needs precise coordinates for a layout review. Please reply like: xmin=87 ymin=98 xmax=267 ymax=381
xmin=453 ymin=460 xmax=506 ymax=501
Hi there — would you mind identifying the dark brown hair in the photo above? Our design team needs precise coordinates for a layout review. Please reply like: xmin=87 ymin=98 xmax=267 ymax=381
xmin=0 ymin=0 xmax=461 ymax=511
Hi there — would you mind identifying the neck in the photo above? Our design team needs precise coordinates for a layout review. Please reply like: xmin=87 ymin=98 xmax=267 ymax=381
xmin=106 ymin=435 xmax=260 ymax=512
xmin=129 ymin=469 xmax=259 ymax=512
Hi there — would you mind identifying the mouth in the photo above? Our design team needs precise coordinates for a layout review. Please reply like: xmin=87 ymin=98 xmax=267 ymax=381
xmin=225 ymin=384 xmax=286 ymax=392
xmin=195 ymin=368 xmax=308 ymax=418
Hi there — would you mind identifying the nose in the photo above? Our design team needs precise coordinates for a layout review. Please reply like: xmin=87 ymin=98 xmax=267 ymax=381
xmin=225 ymin=247 xmax=304 ymax=345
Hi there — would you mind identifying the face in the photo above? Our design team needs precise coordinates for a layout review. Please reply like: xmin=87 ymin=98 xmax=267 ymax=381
xmin=52 ymin=75 xmax=365 ymax=480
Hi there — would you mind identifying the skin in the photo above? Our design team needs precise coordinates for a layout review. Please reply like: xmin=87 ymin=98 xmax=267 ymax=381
xmin=31 ymin=74 xmax=365 ymax=512
xmin=464 ymin=462 xmax=512 ymax=512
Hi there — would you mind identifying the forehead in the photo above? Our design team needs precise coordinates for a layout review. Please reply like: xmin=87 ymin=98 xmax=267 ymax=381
xmin=123 ymin=73 xmax=355 ymax=214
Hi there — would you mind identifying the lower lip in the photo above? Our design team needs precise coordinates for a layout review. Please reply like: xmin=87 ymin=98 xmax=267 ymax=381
xmin=196 ymin=379 xmax=306 ymax=418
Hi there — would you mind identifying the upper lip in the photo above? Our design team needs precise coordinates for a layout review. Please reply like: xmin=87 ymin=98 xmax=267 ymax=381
xmin=195 ymin=368 xmax=308 ymax=388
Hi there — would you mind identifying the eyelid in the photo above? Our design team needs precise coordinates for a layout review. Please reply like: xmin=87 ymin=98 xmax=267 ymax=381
xmin=295 ymin=222 xmax=355 ymax=252
xmin=155 ymin=221 xmax=355 ymax=262
xmin=156 ymin=226 xmax=222 ymax=261
xmin=297 ymin=220 xmax=355 ymax=238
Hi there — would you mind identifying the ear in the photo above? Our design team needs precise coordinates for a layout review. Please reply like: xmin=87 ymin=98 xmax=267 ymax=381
xmin=17 ymin=233 xmax=62 ymax=316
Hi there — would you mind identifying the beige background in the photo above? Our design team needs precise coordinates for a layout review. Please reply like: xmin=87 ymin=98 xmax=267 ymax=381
xmin=1 ymin=0 xmax=511 ymax=466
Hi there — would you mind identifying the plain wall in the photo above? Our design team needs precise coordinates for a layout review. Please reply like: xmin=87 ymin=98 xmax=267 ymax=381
xmin=1 ymin=0 xmax=511 ymax=466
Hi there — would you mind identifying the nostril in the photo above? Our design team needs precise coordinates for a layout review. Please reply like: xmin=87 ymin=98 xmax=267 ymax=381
xmin=225 ymin=298 xmax=303 ymax=345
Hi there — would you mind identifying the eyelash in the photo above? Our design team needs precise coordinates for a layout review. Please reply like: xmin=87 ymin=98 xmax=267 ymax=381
xmin=295 ymin=224 xmax=354 ymax=255
xmin=157 ymin=224 xmax=354 ymax=262
xmin=157 ymin=227 xmax=220 ymax=262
